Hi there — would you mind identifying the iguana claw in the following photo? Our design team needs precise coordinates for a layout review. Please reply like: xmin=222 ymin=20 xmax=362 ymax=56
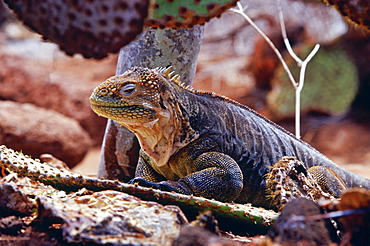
xmin=128 ymin=177 xmax=174 ymax=192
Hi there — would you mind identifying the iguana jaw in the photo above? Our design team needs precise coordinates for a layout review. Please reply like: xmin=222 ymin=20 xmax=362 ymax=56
xmin=89 ymin=102 xmax=157 ymax=125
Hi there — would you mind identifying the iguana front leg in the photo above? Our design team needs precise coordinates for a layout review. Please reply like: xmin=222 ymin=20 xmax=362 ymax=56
xmin=129 ymin=152 xmax=244 ymax=202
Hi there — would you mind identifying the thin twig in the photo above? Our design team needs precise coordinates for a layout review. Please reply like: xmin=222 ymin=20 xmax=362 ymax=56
xmin=231 ymin=2 xmax=320 ymax=138
xmin=277 ymin=0 xmax=303 ymax=66
xmin=295 ymin=44 xmax=320 ymax=138
xmin=298 ymin=44 xmax=320 ymax=93
xmin=277 ymin=0 xmax=320 ymax=138
xmin=290 ymin=207 xmax=370 ymax=222
xmin=230 ymin=2 xmax=298 ymax=89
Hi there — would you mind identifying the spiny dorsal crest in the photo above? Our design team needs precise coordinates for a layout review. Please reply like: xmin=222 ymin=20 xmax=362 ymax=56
xmin=155 ymin=66 xmax=183 ymax=86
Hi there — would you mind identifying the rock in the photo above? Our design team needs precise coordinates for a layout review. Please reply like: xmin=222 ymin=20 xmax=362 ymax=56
xmin=37 ymin=190 xmax=186 ymax=245
xmin=0 ymin=53 xmax=107 ymax=146
xmin=266 ymin=197 xmax=337 ymax=245
xmin=265 ymin=157 xmax=336 ymax=211
xmin=338 ymin=188 xmax=370 ymax=246
xmin=173 ymin=226 xmax=238 ymax=246
xmin=0 ymin=216 xmax=25 ymax=236
xmin=173 ymin=211 xmax=243 ymax=246
xmin=0 ymin=174 xmax=36 ymax=217
xmin=0 ymin=101 xmax=91 ymax=167
xmin=0 ymin=173 xmax=187 ymax=246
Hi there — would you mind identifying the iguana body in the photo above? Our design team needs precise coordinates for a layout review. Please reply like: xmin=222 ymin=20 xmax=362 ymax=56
xmin=90 ymin=67 xmax=370 ymax=208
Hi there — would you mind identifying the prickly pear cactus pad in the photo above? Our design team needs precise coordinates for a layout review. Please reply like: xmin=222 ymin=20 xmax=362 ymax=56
xmin=4 ymin=0 xmax=149 ymax=59
xmin=267 ymin=44 xmax=358 ymax=119
xmin=147 ymin=0 xmax=239 ymax=28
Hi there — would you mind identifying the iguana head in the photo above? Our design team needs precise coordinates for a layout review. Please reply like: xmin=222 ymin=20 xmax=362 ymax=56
xmin=90 ymin=66 xmax=197 ymax=167
xmin=90 ymin=66 xmax=177 ymax=125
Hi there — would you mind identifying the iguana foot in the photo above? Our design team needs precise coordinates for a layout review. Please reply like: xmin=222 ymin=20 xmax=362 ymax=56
xmin=132 ymin=152 xmax=243 ymax=202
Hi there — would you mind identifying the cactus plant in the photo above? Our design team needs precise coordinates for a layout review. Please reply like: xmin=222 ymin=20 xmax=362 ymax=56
xmin=267 ymin=44 xmax=358 ymax=119
xmin=3 ymin=0 xmax=238 ymax=59
xmin=0 ymin=145 xmax=277 ymax=234
xmin=146 ymin=0 xmax=238 ymax=28
xmin=4 ymin=0 xmax=149 ymax=59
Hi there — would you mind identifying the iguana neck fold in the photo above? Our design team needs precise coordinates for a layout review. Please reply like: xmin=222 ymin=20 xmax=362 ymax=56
xmin=122 ymin=101 xmax=177 ymax=167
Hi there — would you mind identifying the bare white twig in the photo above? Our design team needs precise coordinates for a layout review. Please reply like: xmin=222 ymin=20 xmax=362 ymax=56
xmin=230 ymin=1 xmax=320 ymax=138
xmin=277 ymin=0 xmax=321 ymax=138
xmin=230 ymin=2 xmax=297 ymax=89
xmin=277 ymin=0 xmax=302 ymax=66
xmin=295 ymin=44 xmax=320 ymax=138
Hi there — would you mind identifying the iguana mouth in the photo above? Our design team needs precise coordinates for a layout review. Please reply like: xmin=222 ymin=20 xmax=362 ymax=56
xmin=90 ymin=104 xmax=126 ymax=114
xmin=90 ymin=103 xmax=155 ymax=122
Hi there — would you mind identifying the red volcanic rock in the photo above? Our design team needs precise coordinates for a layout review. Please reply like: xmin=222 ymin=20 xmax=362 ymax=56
xmin=0 ymin=53 xmax=107 ymax=146
xmin=0 ymin=100 xmax=91 ymax=168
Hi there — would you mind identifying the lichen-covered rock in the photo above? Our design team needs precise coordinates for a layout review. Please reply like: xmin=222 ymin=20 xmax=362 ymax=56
xmin=0 ymin=101 xmax=91 ymax=167
xmin=267 ymin=44 xmax=358 ymax=119
xmin=0 ymin=174 xmax=37 ymax=217
xmin=4 ymin=0 xmax=149 ymax=59
xmin=265 ymin=156 xmax=334 ymax=210
xmin=37 ymin=190 xmax=187 ymax=245
xmin=0 ymin=215 xmax=25 ymax=236
xmin=0 ymin=145 xmax=278 ymax=236
xmin=0 ymin=172 xmax=187 ymax=245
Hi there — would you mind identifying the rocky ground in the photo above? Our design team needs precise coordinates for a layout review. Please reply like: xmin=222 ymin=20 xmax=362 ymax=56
xmin=0 ymin=1 xmax=370 ymax=245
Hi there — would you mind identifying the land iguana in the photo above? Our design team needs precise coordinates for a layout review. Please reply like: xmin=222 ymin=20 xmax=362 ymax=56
xmin=89 ymin=66 xmax=370 ymax=208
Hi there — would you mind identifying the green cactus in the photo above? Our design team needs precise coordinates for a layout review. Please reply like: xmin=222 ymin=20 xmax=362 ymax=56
xmin=147 ymin=0 xmax=239 ymax=28
xmin=4 ymin=0 xmax=150 ymax=59
xmin=267 ymin=44 xmax=358 ymax=119
xmin=4 ymin=0 xmax=238 ymax=58
xmin=0 ymin=145 xmax=277 ymax=235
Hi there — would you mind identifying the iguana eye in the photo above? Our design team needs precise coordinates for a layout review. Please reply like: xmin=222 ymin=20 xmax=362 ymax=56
xmin=121 ymin=83 xmax=136 ymax=96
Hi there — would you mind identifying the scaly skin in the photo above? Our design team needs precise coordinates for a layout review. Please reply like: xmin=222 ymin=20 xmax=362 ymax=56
xmin=90 ymin=67 xmax=370 ymax=208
